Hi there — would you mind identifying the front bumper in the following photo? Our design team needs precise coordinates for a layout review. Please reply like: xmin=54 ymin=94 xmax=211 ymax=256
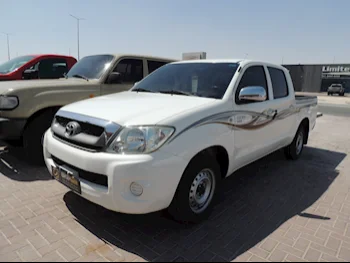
xmin=0 ymin=117 xmax=26 ymax=140
xmin=43 ymin=129 xmax=188 ymax=215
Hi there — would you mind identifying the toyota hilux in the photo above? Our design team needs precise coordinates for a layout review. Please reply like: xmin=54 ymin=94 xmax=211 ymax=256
xmin=43 ymin=59 xmax=318 ymax=222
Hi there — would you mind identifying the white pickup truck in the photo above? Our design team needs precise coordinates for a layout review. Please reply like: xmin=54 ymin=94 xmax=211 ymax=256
xmin=43 ymin=59 xmax=318 ymax=223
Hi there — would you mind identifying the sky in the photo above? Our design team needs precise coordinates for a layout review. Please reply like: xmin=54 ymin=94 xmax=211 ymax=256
xmin=0 ymin=0 xmax=349 ymax=65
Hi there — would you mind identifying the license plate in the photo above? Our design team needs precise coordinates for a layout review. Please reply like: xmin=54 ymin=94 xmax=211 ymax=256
xmin=52 ymin=165 xmax=81 ymax=194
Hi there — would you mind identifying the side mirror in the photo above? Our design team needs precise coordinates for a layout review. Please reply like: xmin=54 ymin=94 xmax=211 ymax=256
xmin=107 ymin=72 xmax=122 ymax=84
xmin=239 ymin=86 xmax=267 ymax=102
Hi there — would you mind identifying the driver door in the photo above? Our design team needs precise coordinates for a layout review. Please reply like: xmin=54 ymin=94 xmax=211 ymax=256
xmin=101 ymin=58 xmax=145 ymax=95
xmin=231 ymin=64 xmax=278 ymax=170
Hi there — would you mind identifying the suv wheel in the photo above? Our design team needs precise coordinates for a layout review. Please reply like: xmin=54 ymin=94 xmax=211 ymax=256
xmin=23 ymin=110 xmax=56 ymax=165
xmin=168 ymin=152 xmax=221 ymax=223
xmin=284 ymin=125 xmax=306 ymax=160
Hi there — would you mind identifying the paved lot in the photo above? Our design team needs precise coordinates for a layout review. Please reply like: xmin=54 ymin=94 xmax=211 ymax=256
xmin=0 ymin=114 xmax=350 ymax=262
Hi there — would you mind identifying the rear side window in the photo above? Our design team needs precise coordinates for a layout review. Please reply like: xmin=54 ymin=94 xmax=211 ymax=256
xmin=268 ymin=67 xmax=289 ymax=99
xmin=236 ymin=66 xmax=268 ymax=104
xmin=147 ymin=60 xmax=168 ymax=74
xmin=114 ymin=59 xmax=143 ymax=83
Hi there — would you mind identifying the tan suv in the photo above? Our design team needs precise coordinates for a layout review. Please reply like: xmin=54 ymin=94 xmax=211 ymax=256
xmin=0 ymin=54 xmax=176 ymax=163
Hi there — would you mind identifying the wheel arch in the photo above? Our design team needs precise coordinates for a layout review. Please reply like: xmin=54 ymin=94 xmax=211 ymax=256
xmin=184 ymin=145 xmax=230 ymax=180
xmin=300 ymin=117 xmax=310 ymax=144
xmin=22 ymin=106 xmax=62 ymax=136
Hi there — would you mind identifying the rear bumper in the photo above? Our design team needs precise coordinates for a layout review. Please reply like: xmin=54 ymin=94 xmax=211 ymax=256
xmin=0 ymin=117 xmax=26 ymax=140
xmin=328 ymin=89 xmax=344 ymax=93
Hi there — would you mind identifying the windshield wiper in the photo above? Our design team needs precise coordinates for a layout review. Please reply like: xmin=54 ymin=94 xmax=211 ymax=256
xmin=159 ymin=90 xmax=195 ymax=96
xmin=132 ymin=88 xmax=154 ymax=93
xmin=71 ymin=74 xmax=89 ymax=81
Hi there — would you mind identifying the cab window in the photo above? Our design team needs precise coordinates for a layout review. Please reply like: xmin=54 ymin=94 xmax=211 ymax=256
xmin=235 ymin=66 xmax=268 ymax=104
xmin=113 ymin=59 xmax=143 ymax=84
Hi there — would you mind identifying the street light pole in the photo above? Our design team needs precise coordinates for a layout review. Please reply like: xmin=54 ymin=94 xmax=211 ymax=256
xmin=2 ymin=32 xmax=11 ymax=60
xmin=69 ymin=14 xmax=85 ymax=60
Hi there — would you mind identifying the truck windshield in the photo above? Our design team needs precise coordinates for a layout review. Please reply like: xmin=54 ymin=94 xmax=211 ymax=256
xmin=65 ymin=55 xmax=115 ymax=80
xmin=132 ymin=62 xmax=239 ymax=99
xmin=0 ymin=55 xmax=35 ymax=74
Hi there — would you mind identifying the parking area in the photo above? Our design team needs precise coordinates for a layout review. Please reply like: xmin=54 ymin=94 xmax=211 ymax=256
xmin=0 ymin=114 xmax=350 ymax=262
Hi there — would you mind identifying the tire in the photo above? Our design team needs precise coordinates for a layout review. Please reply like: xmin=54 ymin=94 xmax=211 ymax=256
xmin=168 ymin=152 xmax=221 ymax=223
xmin=284 ymin=125 xmax=306 ymax=160
xmin=23 ymin=109 xmax=57 ymax=165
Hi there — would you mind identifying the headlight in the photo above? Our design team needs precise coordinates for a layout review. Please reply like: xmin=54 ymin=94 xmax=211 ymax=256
xmin=107 ymin=126 xmax=175 ymax=154
xmin=0 ymin=96 xmax=19 ymax=110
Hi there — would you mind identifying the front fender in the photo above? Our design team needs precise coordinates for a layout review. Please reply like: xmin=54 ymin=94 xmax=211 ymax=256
xmin=160 ymin=122 xmax=234 ymax=171
xmin=2 ymin=87 xmax=100 ymax=119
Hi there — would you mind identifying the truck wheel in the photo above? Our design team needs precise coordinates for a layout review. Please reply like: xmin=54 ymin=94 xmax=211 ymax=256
xmin=284 ymin=125 xmax=305 ymax=160
xmin=168 ymin=152 xmax=221 ymax=223
xmin=23 ymin=110 xmax=56 ymax=165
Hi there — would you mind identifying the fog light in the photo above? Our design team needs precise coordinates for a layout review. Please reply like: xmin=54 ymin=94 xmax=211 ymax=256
xmin=130 ymin=182 xmax=143 ymax=196
xmin=52 ymin=166 xmax=60 ymax=179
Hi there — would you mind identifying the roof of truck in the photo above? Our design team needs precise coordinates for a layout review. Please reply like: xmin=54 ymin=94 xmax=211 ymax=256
xmin=173 ymin=59 xmax=244 ymax=64
xmin=172 ymin=59 xmax=286 ymax=68
xmin=28 ymin=54 xmax=76 ymax=58
xmin=82 ymin=53 xmax=177 ymax=62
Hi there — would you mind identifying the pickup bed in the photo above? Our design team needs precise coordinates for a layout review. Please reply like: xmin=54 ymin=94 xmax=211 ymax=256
xmin=43 ymin=59 xmax=318 ymax=223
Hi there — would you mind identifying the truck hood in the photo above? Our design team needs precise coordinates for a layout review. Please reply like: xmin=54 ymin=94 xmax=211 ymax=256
xmin=0 ymin=78 xmax=98 ymax=95
xmin=60 ymin=91 xmax=218 ymax=126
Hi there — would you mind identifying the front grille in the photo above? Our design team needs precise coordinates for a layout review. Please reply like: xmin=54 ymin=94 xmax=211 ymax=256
xmin=51 ymin=110 xmax=121 ymax=152
xmin=55 ymin=116 xmax=104 ymax=137
xmin=52 ymin=155 xmax=108 ymax=188
xmin=53 ymin=133 xmax=102 ymax=151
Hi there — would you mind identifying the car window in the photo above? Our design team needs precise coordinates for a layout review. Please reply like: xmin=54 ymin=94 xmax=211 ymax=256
xmin=147 ymin=60 xmax=168 ymax=74
xmin=235 ymin=65 xmax=268 ymax=104
xmin=66 ymin=55 xmax=115 ymax=80
xmin=38 ymin=58 xmax=68 ymax=79
xmin=0 ymin=55 xmax=35 ymax=74
xmin=132 ymin=62 xmax=239 ymax=99
xmin=113 ymin=59 xmax=143 ymax=84
xmin=268 ymin=67 xmax=289 ymax=99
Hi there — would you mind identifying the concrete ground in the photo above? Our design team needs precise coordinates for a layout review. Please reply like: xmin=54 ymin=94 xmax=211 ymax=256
xmin=0 ymin=114 xmax=350 ymax=262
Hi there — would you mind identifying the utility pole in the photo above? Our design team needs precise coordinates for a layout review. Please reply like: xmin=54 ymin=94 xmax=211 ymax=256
xmin=69 ymin=14 xmax=85 ymax=60
xmin=2 ymin=32 xmax=11 ymax=60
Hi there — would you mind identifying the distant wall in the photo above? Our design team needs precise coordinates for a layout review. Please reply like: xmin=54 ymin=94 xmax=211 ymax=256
xmin=283 ymin=64 xmax=350 ymax=93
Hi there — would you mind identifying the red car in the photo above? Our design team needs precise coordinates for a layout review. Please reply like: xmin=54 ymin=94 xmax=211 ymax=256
xmin=0 ymin=54 xmax=77 ymax=81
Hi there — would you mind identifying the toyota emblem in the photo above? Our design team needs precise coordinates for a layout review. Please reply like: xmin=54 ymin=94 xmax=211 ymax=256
xmin=65 ymin=121 xmax=81 ymax=138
